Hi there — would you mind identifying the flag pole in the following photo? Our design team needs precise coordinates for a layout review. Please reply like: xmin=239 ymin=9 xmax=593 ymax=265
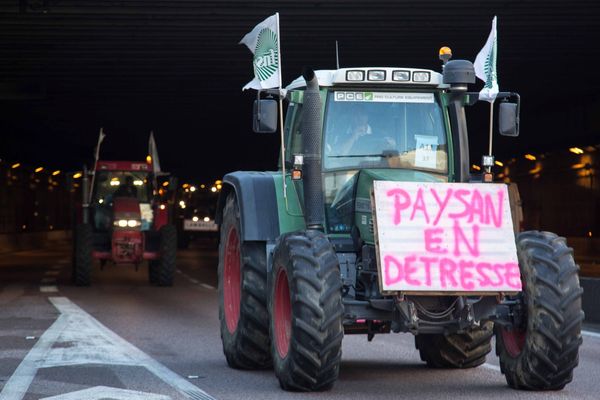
xmin=88 ymin=127 xmax=104 ymax=205
xmin=488 ymin=102 xmax=494 ymax=155
xmin=276 ymin=12 xmax=287 ymax=199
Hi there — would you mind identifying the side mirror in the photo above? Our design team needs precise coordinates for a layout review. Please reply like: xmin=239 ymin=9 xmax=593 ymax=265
xmin=498 ymin=102 xmax=519 ymax=137
xmin=253 ymin=99 xmax=278 ymax=133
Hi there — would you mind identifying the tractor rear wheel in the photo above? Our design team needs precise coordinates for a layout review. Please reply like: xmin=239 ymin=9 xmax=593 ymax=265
xmin=156 ymin=224 xmax=176 ymax=286
xmin=218 ymin=194 xmax=271 ymax=369
xmin=270 ymin=230 xmax=343 ymax=391
xmin=415 ymin=322 xmax=493 ymax=368
xmin=73 ymin=223 xmax=93 ymax=286
xmin=495 ymin=231 xmax=583 ymax=390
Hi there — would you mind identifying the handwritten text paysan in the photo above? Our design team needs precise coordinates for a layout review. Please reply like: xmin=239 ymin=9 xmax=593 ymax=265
xmin=372 ymin=181 xmax=521 ymax=293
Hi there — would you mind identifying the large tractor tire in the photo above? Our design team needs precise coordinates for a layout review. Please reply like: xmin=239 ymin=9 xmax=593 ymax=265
xmin=495 ymin=231 xmax=584 ymax=390
xmin=270 ymin=230 xmax=344 ymax=391
xmin=156 ymin=224 xmax=177 ymax=286
xmin=73 ymin=223 xmax=93 ymax=286
xmin=148 ymin=260 xmax=159 ymax=284
xmin=415 ymin=322 xmax=494 ymax=368
xmin=218 ymin=194 xmax=271 ymax=369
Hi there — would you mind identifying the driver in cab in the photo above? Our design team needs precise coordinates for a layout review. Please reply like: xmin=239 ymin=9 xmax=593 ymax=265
xmin=337 ymin=110 xmax=372 ymax=154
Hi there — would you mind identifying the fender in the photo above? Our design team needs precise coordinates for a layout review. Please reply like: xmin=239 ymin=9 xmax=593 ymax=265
xmin=216 ymin=171 xmax=280 ymax=241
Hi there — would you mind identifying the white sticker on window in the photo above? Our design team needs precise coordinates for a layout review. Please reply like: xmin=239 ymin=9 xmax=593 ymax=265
xmin=414 ymin=135 xmax=438 ymax=169
xmin=334 ymin=92 xmax=434 ymax=103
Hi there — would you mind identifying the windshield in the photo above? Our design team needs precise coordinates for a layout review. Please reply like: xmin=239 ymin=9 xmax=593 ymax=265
xmin=323 ymin=91 xmax=448 ymax=173
xmin=93 ymin=171 xmax=150 ymax=204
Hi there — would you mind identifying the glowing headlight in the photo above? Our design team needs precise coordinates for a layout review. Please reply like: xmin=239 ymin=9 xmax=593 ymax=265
xmin=110 ymin=180 xmax=121 ymax=186
xmin=392 ymin=70 xmax=410 ymax=81
xmin=159 ymin=204 xmax=166 ymax=210
xmin=179 ymin=200 xmax=186 ymax=209
xmin=367 ymin=70 xmax=386 ymax=81
xmin=133 ymin=180 xmax=144 ymax=186
xmin=346 ymin=70 xmax=365 ymax=81
xmin=192 ymin=216 xmax=199 ymax=222
xmin=203 ymin=217 xmax=210 ymax=222
xmin=114 ymin=219 xmax=140 ymax=228
xmin=413 ymin=71 xmax=431 ymax=82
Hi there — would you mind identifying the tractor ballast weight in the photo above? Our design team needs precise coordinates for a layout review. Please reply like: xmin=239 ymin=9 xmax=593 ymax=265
xmin=217 ymin=50 xmax=583 ymax=393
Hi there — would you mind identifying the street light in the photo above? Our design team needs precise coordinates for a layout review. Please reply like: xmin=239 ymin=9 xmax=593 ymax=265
xmin=35 ymin=167 xmax=44 ymax=173
xmin=52 ymin=170 xmax=61 ymax=176
xmin=11 ymin=163 xmax=20 ymax=169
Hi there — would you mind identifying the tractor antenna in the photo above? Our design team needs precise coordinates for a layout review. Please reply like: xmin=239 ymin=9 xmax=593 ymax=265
xmin=335 ymin=40 xmax=340 ymax=69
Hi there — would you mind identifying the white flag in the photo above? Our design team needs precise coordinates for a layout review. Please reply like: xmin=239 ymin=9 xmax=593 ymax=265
xmin=240 ymin=13 xmax=281 ymax=91
xmin=474 ymin=16 xmax=499 ymax=103
xmin=148 ymin=131 xmax=161 ymax=174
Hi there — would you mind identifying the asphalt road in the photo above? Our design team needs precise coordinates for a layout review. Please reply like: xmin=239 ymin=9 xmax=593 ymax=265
xmin=1 ymin=241 xmax=599 ymax=400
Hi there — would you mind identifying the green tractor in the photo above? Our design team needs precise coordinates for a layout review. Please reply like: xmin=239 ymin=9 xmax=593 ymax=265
xmin=215 ymin=50 xmax=583 ymax=392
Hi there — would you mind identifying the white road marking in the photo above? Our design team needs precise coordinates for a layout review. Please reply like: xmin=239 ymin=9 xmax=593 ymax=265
xmin=583 ymin=330 xmax=600 ymax=339
xmin=39 ymin=386 xmax=171 ymax=400
xmin=200 ymin=284 xmax=215 ymax=290
xmin=0 ymin=311 xmax=69 ymax=400
xmin=0 ymin=297 xmax=215 ymax=400
xmin=39 ymin=286 xmax=58 ymax=293
xmin=482 ymin=363 xmax=501 ymax=372
xmin=41 ymin=277 xmax=56 ymax=284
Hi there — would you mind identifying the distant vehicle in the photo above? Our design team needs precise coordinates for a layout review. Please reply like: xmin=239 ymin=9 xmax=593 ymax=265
xmin=73 ymin=158 xmax=177 ymax=286
xmin=175 ymin=183 xmax=219 ymax=249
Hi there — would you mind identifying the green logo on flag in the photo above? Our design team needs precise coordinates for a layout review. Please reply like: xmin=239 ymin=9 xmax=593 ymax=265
xmin=253 ymin=28 xmax=279 ymax=82
xmin=483 ymin=37 xmax=497 ymax=89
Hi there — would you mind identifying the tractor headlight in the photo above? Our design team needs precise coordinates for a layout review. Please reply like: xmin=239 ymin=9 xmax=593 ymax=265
xmin=114 ymin=219 xmax=140 ymax=228
xmin=392 ymin=70 xmax=410 ymax=81
xmin=346 ymin=70 xmax=365 ymax=81
xmin=367 ymin=70 xmax=386 ymax=81
xmin=413 ymin=71 xmax=431 ymax=82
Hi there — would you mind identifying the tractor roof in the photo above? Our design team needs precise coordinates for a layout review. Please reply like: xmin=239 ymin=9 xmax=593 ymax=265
xmin=96 ymin=161 xmax=150 ymax=172
xmin=286 ymin=67 xmax=443 ymax=91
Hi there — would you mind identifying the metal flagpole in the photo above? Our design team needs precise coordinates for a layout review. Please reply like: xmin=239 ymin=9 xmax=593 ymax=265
xmin=87 ymin=127 xmax=104 ymax=205
xmin=487 ymin=101 xmax=494 ymax=172
xmin=276 ymin=12 xmax=287 ymax=199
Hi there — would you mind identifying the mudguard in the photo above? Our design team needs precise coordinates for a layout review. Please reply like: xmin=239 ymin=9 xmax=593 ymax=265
xmin=216 ymin=171 xmax=280 ymax=242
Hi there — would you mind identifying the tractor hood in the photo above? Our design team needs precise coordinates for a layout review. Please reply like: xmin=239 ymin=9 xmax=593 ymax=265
xmin=352 ymin=169 xmax=447 ymax=245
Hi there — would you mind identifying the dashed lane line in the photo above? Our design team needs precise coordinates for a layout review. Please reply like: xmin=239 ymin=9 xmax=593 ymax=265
xmin=200 ymin=284 xmax=215 ymax=291
xmin=39 ymin=286 xmax=58 ymax=293
xmin=41 ymin=277 xmax=56 ymax=284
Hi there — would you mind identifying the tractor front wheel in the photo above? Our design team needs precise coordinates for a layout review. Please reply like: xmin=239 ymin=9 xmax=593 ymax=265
xmin=218 ymin=194 xmax=271 ymax=369
xmin=415 ymin=321 xmax=493 ymax=368
xmin=495 ymin=231 xmax=584 ymax=390
xmin=73 ymin=223 xmax=93 ymax=286
xmin=270 ymin=230 xmax=343 ymax=391
xmin=156 ymin=224 xmax=176 ymax=286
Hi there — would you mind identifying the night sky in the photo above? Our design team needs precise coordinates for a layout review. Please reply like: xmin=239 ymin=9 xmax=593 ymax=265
xmin=1 ymin=1 xmax=599 ymax=182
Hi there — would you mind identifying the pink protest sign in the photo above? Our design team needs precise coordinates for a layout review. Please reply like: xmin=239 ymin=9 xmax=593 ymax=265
xmin=372 ymin=181 xmax=521 ymax=293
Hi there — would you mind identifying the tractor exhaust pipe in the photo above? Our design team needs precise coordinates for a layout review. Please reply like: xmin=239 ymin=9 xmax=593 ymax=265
xmin=301 ymin=68 xmax=325 ymax=231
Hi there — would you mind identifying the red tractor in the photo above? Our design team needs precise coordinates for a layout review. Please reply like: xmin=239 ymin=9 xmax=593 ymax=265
xmin=73 ymin=159 xmax=177 ymax=286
